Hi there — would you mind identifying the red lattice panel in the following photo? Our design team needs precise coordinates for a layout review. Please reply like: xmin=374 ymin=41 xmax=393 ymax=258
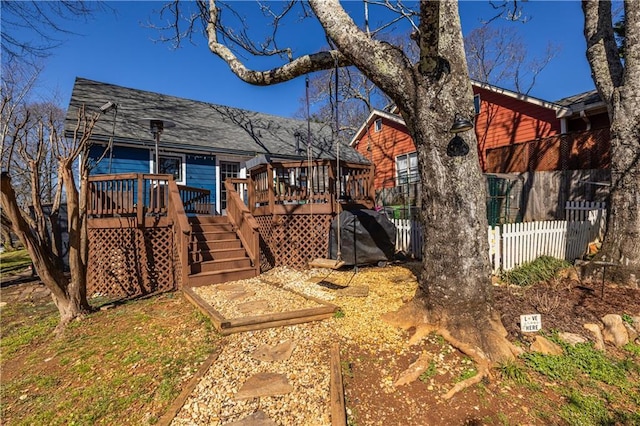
xmin=256 ymin=214 xmax=333 ymax=270
xmin=87 ymin=226 xmax=175 ymax=301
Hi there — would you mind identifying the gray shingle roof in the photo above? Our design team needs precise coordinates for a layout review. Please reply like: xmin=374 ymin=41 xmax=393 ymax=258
xmin=555 ymin=90 xmax=602 ymax=108
xmin=64 ymin=77 xmax=368 ymax=164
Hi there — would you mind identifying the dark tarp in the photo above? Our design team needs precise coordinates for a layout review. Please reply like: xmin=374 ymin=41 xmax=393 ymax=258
xmin=329 ymin=209 xmax=396 ymax=266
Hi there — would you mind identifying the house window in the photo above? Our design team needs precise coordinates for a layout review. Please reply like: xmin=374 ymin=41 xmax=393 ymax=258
xmin=374 ymin=118 xmax=383 ymax=132
xmin=220 ymin=161 xmax=240 ymax=210
xmin=396 ymin=152 xmax=419 ymax=185
xmin=474 ymin=94 xmax=481 ymax=115
xmin=158 ymin=154 xmax=185 ymax=184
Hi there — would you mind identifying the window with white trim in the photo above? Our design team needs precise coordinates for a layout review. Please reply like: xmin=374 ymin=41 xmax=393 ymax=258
xmin=396 ymin=152 xmax=419 ymax=185
xmin=158 ymin=154 xmax=184 ymax=184
xmin=374 ymin=118 xmax=383 ymax=132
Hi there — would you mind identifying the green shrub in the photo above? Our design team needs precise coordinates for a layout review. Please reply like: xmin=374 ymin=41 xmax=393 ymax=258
xmin=500 ymin=256 xmax=571 ymax=287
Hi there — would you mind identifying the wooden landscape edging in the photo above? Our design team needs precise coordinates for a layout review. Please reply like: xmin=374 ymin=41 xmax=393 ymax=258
xmin=181 ymin=284 xmax=339 ymax=335
xmin=156 ymin=348 xmax=221 ymax=426
xmin=330 ymin=343 xmax=347 ymax=426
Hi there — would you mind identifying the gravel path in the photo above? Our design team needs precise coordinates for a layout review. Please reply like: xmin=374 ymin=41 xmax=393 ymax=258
xmin=171 ymin=265 xmax=419 ymax=425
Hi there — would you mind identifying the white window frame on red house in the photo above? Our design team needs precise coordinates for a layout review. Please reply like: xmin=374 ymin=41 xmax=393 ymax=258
xmin=395 ymin=151 xmax=419 ymax=186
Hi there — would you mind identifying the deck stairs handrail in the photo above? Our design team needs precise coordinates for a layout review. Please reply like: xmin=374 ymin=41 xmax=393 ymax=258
xmin=225 ymin=178 xmax=260 ymax=273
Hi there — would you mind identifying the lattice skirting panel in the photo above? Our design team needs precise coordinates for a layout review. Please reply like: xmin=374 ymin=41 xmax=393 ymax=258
xmin=255 ymin=214 xmax=333 ymax=270
xmin=87 ymin=226 xmax=176 ymax=301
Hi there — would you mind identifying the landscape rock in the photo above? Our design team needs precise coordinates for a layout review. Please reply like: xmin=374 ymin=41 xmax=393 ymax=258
xmin=225 ymin=410 xmax=278 ymax=426
xmin=630 ymin=316 xmax=640 ymax=334
xmin=234 ymin=372 xmax=293 ymax=400
xmin=601 ymin=314 xmax=629 ymax=347
xmin=529 ymin=335 xmax=563 ymax=355
xmin=583 ymin=323 xmax=605 ymax=350
xmin=624 ymin=323 xmax=638 ymax=343
xmin=394 ymin=352 xmax=432 ymax=387
xmin=236 ymin=300 xmax=271 ymax=315
xmin=336 ymin=286 xmax=369 ymax=298
xmin=251 ymin=340 xmax=296 ymax=362
xmin=558 ymin=332 xmax=587 ymax=346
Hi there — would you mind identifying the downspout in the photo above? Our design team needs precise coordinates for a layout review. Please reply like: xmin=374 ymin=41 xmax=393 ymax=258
xmin=580 ymin=110 xmax=592 ymax=131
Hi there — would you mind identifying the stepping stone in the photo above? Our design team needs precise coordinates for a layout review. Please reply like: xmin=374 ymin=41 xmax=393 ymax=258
xmin=251 ymin=340 xmax=296 ymax=362
xmin=237 ymin=300 xmax=270 ymax=314
xmin=225 ymin=290 xmax=256 ymax=301
xmin=218 ymin=283 xmax=246 ymax=292
xmin=234 ymin=372 xmax=293 ymax=400
xmin=336 ymin=285 xmax=369 ymax=297
xmin=225 ymin=410 xmax=277 ymax=426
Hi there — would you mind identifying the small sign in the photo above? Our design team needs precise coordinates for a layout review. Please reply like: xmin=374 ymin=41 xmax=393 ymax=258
xmin=520 ymin=314 xmax=542 ymax=332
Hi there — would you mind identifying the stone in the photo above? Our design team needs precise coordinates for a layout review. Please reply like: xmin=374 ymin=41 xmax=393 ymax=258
xmin=529 ymin=335 xmax=563 ymax=355
xmin=601 ymin=314 xmax=629 ymax=347
xmin=234 ymin=372 xmax=293 ymax=400
xmin=630 ymin=316 xmax=640 ymax=334
xmin=394 ymin=352 xmax=432 ymax=387
xmin=225 ymin=410 xmax=277 ymax=426
xmin=251 ymin=340 xmax=296 ymax=362
xmin=624 ymin=322 xmax=638 ymax=343
xmin=217 ymin=283 xmax=246 ymax=292
xmin=558 ymin=332 xmax=587 ymax=346
xmin=336 ymin=286 xmax=369 ymax=298
xmin=225 ymin=290 xmax=256 ymax=301
xmin=583 ymin=323 xmax=605 ymax=350
xmin=236 ymin=300 xmax=270 ymax=314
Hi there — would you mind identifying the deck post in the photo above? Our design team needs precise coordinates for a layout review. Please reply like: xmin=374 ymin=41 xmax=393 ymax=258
xmin=136 ymin=174 xmax=144 ymax=226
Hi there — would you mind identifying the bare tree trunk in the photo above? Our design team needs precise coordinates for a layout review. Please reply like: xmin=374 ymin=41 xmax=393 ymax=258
xmin=1 ymin=172 xmax=91 ymax=331
xmin=583 ymin=0 xmax=640 ymax=286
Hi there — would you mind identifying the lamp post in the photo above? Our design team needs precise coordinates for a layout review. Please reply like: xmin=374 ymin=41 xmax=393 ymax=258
xmin=138 ymin=118 xmax=175 ymax=174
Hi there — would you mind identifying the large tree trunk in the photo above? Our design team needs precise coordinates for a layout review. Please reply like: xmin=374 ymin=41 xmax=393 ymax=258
xmin=1 ymin=172 xmax=91 ymax=331
xmin=583 ymin=0 xmax=640 ymax=286
xmin=378 ymin=2 xmax=517 ymax=363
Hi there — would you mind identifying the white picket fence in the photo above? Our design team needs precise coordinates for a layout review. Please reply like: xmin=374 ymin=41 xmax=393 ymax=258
xmin=487 ymin=201 xmax=606 ymax=271
xmin=391 ymin=201 xmax=606 ymax=272
xmin=390 ymin=218 xmax=423 ymax=257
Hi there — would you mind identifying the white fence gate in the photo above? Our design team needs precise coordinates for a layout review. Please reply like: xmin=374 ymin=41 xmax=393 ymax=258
xmin=390 ymin=218 xmax=423 ymax=259
xmin=391 ymin=201 xmax=606 ymax=272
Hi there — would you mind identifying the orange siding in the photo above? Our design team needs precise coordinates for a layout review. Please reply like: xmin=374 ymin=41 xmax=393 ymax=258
xmin=473 ymin=87 xmax=561 ymax=170
xmin=354 ymin=118 xmax=415 ymax=190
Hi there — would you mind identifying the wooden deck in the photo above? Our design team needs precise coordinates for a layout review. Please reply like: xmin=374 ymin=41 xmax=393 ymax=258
xmin=85 ymin=159 xmax=374 ymax=300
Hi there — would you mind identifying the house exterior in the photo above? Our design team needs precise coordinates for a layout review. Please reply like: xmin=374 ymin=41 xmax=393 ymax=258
xmin=349 ymin=81 xmax=611 ymax=220
xmin=65 ymin=77 xmax=368 ymax=215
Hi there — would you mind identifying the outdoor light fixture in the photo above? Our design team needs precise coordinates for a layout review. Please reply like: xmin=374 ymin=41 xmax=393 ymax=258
xmin=99 ymin=101 xmax=117 ymax=113
xmin=446 ymin=135 xmax=470 ymax=157
xmin=138 ymin=118 xmax=176 ymax=174
xmin=449 ymin=113 xmax=474 ymax=134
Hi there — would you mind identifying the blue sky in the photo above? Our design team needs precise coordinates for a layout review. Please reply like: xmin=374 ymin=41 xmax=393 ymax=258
xmin=17 ymin=1 xmax=598 ymax=118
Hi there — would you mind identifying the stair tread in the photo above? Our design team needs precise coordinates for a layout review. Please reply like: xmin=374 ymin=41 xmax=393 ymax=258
xmin=189 ymin=266 xmax=255 ymax=277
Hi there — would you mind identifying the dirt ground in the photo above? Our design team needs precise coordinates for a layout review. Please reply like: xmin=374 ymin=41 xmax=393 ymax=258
xmin=340 ymin=268 xmax=639 ymax=425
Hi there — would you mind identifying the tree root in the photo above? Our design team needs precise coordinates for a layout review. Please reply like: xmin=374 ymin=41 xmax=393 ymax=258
xmin=437 ymin=327 xmax=491 ymax=400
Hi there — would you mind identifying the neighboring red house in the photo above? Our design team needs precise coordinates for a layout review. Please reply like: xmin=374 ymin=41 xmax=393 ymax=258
xmin=350 ymin=81 xmax=611 ymax=195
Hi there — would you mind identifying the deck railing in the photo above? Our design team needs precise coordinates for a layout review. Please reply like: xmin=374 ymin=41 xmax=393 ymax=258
xmin=168 ymin=180 xmax=191 ymax=287
xmin=225 ymin=179 xmax=260 ymax=273
xmin=88 ymin=173 xmax=213 ymax=219
xmin=249 ymin=160 xmax=374 ymax=215
xmin=178 ymin=184 xmax=213 ymax=215
xmin=87 ymin=173 xmax=172 ymax=222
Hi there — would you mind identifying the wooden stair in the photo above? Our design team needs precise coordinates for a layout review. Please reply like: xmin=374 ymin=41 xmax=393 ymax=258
xmin=188 ymin=215 xmax=258 ymax=286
